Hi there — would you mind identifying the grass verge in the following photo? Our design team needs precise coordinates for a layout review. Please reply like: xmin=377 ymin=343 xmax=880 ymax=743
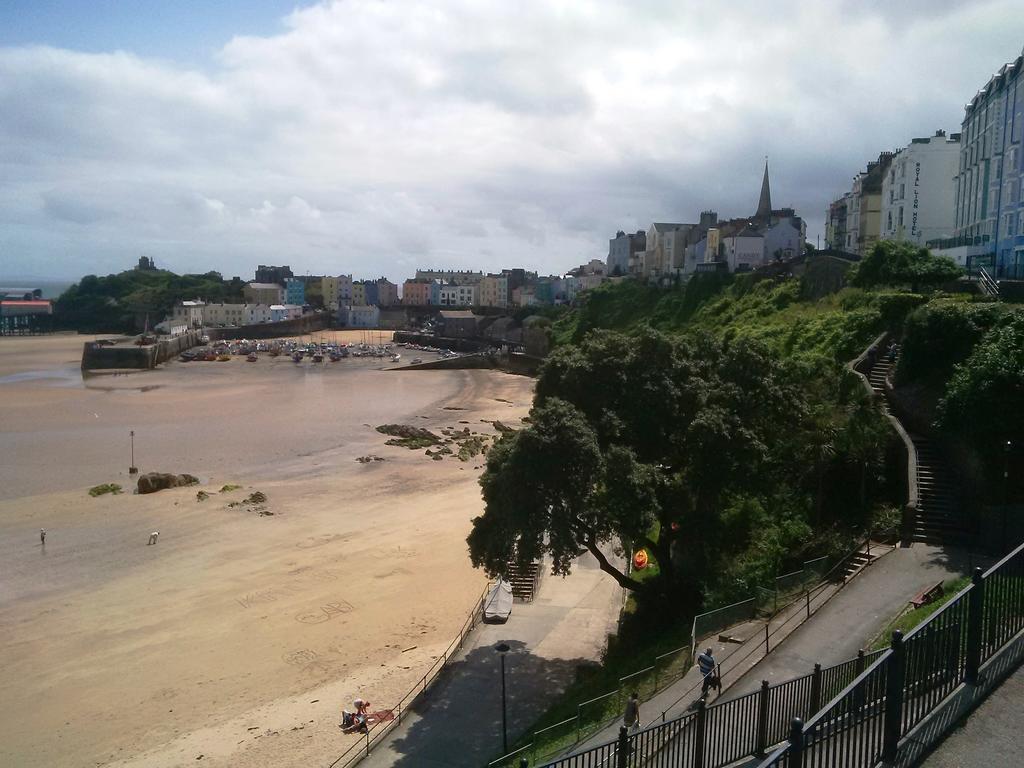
xmin=868 ymin=576 xmax=971 ymax=651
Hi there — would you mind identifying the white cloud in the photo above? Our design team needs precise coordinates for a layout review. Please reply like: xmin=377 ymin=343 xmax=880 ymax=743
xmin=0 ymin=0 xmax=1022 ymax=281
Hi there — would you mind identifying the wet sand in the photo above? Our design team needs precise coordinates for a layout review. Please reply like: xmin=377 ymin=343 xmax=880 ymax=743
xmin=0 ymin=333 xmax=535 ymax=768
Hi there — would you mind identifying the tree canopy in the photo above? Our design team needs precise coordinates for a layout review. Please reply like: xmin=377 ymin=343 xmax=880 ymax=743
xmin=937 ymin=312 xmax=1024 ymax=458
xmin=54 ymin=268 xmax=245 ymax=332
xmin=468 ymin=328 xmax=823 ymax=608
xmin=851 ymin=241 xmax=962 ymax=292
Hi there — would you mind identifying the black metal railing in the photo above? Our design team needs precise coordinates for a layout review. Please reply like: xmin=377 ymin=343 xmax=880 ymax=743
xmin=756 ymin=539 xmax=1024 ymax=768
xmin=531 ymin=646 xmax=894 ymax=768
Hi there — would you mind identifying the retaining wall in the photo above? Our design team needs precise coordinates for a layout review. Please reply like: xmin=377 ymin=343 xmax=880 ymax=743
xmin=207 ymin=313 xmax=329 ymax=340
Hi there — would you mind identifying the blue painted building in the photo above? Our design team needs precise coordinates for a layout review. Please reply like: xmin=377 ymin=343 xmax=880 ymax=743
xmin=363 ymin=280 xmax=379 ymax=306
xmin=945 ymin=47 xmax=1024 ymax=279
xmin=284 ymin=278 xmax=305 ymax=305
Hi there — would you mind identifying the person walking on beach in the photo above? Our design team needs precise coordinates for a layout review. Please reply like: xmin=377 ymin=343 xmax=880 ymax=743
xmin=698 ymin=648 xmax=719 ymax=698
xmin=40 ymin=528 xmax=46 ymax=546
xmin=623 ymin=691 xmax=640 ymax=733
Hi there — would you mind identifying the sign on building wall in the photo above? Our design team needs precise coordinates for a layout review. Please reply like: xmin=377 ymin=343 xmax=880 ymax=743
xmin=912 ymin=161 xmax=921 ymax=238
xmin=706 ymin=229 xmax=720 ymax=262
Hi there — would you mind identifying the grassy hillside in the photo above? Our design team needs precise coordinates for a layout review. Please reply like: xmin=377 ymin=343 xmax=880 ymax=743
xmin=554 ymin=273 xmax=924 ymax=367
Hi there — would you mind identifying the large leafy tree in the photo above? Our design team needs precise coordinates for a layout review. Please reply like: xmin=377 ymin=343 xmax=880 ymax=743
xmin=467 ymin=328 xmax=810 ymax=606
xmin=937 ymin=313 xmax=1024 ymax=470
xmin=852 ymin=241 xmax=962 ymax=292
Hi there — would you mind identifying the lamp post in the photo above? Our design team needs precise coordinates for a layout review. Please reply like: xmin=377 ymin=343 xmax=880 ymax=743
xmin=1004 ymin=440 xmax=1013 ymax=552
xmin=496 ymin=642 xmax=510 ymax=755
xmin=129 ymin=430 xmax=138 ymax=475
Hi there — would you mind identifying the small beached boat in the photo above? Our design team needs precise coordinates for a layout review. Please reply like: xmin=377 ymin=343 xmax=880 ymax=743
xmin=483 ymin=578 xmax=513 ymax=623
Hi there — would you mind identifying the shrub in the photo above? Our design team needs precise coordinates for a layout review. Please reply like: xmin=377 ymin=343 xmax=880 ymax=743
xmin=88 ymin=483 xmax=122 ymax=497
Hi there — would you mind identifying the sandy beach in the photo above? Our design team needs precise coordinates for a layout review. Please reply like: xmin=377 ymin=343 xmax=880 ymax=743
xmin=0 ymin=333 xmax=535 ymax=768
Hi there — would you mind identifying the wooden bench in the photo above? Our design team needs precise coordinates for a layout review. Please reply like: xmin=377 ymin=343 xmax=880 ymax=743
xmin=910 ymin=581 xmax=944 ymax=609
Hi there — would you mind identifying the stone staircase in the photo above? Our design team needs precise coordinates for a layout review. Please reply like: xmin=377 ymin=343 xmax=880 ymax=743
xmin=842 ymin=547 xmax=879 ymax=579
xmin=864 ymin=343 xmax=966 ymax=544
xmin=910 ymin=436 xmax=967 ymax=544
xmin=866 ymin=345 xmax=898 ymax=400
xmin=503 ymin=559 xmax=542 ymax=602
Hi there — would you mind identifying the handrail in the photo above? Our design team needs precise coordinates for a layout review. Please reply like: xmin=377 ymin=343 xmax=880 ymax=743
xmin=759 ymin=537 xmax=1024 ymax=767
xmin=326 ymin=581 xmax=491 ymax=768
xmin=979 ymin=266 xmax=1000 ymax=297
xmin=848 ymin=331 xmax=918 ymax=541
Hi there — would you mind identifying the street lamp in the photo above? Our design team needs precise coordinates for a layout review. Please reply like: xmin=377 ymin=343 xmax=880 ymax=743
xmin=495 ymin=642 xmax=510 ymax=755
xmin=129 ymin=430 xmax=138 ymax=475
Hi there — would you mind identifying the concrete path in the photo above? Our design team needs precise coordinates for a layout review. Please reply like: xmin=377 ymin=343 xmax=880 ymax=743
xmin=722 ymin=543 xmax=985 ymax=700
xmin=921 ymin=661 xmax=1024 ymax=766
xmin=353 ymin=552 xmax=621 ymax=768
xmin=570 ymin=542 xmax=988 ymax=760
xmin=570 ymin=556 xmax=870 ymax=755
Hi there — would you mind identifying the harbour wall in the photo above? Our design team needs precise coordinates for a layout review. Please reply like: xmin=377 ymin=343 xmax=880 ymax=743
xmin=81 ymin=331 xmax=204 ymax=371
xmin=398 ymin=352 xmax=543 ymax=377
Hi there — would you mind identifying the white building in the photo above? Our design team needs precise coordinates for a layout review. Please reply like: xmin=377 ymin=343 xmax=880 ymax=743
xmin=171 ymin=300 xmax=205 ymax=329
xmin=881 ymin=131 xmax=960 ymax=247
xmin=724 ymin=227 xmax=765 ymax=271
xmin=345 ymin=305 xmax=380 ymax=328
xmin=439 ymin=282 xmax=477 ymax=307
xmin=270 ymin=304 xmax=303 ymax=322
xmin=201 ymin=303 xmax=273 ymax=326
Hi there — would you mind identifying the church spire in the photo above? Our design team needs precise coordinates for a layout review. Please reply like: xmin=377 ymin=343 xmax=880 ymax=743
xmin=756 ymin=160 xmax=772 ymax=221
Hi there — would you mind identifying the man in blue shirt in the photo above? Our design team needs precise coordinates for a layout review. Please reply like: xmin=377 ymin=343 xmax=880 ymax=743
xmin=697 ymin=648 xmax=719 ymax=697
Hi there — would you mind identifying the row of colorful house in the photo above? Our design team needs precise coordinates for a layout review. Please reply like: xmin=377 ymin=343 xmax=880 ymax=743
xmin=827 ymin=46 xmax=1024 ymax=281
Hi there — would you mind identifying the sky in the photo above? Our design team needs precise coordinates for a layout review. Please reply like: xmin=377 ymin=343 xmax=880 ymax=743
xmin=1 ymin=1 xmax=1023 ymax=284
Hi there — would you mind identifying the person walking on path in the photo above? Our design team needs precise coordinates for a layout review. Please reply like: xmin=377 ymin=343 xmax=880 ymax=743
xmin=698 ymin=648 xmax=719 ymax=698
xmin=39 ymin=528 xmax=46 ymax=546
xmin=623 ymin=691 xmax=640 ymax=733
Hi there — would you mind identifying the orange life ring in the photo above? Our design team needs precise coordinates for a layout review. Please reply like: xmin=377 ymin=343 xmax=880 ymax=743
xmin=633 ymin=549 xmax=649 ymax=570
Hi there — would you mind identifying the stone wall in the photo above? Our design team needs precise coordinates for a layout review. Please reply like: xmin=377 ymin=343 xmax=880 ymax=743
xmin=81 ymin=330 xmax=204 ymax=370
xmin=207 ymin=313 xmax=329 ymax=340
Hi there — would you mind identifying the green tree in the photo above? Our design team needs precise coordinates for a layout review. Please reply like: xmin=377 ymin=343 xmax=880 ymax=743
xmin=467 ymin=328 xmax=810 ymax=607
xmin=937 ymin=313 xmax=1024 ymax=466
xmin=852 ymin=241 xmax=962 ymax=293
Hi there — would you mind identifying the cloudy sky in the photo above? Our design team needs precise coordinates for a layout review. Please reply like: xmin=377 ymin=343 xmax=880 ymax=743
xmin=1 ymin=0 xmax=1022 ymax=283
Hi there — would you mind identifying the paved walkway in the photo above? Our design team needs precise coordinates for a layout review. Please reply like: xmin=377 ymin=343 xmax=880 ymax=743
xmin=722 ymin=542 xmax=983 ymax=700
xmin=570 ymin=556 xmax=871 ymax=754
xmin=353 ymin=552 xmax=621 ymax=768
xmin=922 ymin=656 xmax=1024 ymax=766
xmin=571 ymin=542 xmax=987 ymax=759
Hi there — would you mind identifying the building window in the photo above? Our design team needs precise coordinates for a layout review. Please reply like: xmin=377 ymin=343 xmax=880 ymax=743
xmin=898 ymin=208 xmax=904 ymax=227
xmin=899 ymin=183 xmax=905 ymax=200
xmin=887 ymin=212 xmax=893 ymax=231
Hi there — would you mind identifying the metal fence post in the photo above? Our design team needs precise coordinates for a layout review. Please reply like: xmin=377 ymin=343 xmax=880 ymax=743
xmin=882 ymin=630 xmax=906 ymax=762
xmin=966 ymin=567 xmax=985 ymax=685
xmin=755 ymin=680 xmax=770 ymax=757
xmin=765 ymin=623 xmax=770 ymax=654
xmin=805 ymin=589 xmax=811 ymax=619
xmin=616 ymin=725 xmax=630 ymax=768
xmin=520 ymin=759 xmax=528 ymax=768
xmin=853 ymin=649 xmax=866 ymax=711
xmin=810 ymin=663 xmax=823 ymax=713
xmin=692 ymin=697 xmax=707 ymax=768
xmin=788 ymin=717 xmax=805 ymax=768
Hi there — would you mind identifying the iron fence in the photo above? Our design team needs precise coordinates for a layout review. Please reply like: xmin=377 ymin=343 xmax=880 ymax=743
xmin=757 ymin=539 xmax=1024 ymax=768
xmin=535 ymin=646 xmax=893 ymax=768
